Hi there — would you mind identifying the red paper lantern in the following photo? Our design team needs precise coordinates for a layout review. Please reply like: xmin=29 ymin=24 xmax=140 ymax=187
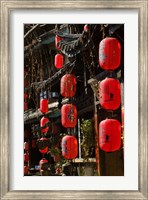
xmin=61 ymin=104 xmax=77 ymax=128
xmin=60 ymin=74 xmax=77 ymax=97
xmin=39 ymin=158 xmax=48 ymax=171
xmin=61 ymin=135 xmax=78 ymax=159
xmin=55 ymin=35 xmax=62 ymax=50
xmin=40 ymin=98 xmax=48 ymax=114
xmin=39 ymin=146 xmax=48 ymax=154
xmin=39 ymin=158 xmax=48 ymax=165
xmin=24 ymin=152 xmax=29 ymax=162
xmin=54 ymin=54 xmax=64 ymax=69
xmin=84 ymin=24 xmax=89 ymax=32
xmin=99 ymin=37 xmax=121 ymax=70
xmin=40 ymin=116 xmax=50 ymax=133
xmin=39 ymin=158 xmax=50 ymax=172
xmin=24 ymin=165 xmax=29 ymax=175
xmin=24 ymin=142 xmax=29 ymax=151
xmin=39 ymin=138 xmax=49 ymax=154
xmin=99 ymin=78 xmax=121 ymax=110
xmin=24 ymin=93 xmax=29 ymax=99
xmin=99 ymin=119 xmax=121 ymax=152
xmin=24 ymin=102 xmax=28 ymax=111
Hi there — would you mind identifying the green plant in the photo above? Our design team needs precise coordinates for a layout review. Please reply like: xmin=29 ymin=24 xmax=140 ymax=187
xmin=80 ymin=118 xmax=95 ymax=160
xmin=48 ymin=132 xmax=68 ymax=175
xmin=48 ymin=147 xmax=61 ymax=157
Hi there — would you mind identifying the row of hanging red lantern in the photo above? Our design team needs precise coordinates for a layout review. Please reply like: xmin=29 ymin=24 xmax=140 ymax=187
xmin=98 ymin=37 xmax=122 ymax=152
xmin=60 ymin=74 xmax=78 ymax=159
xmin=60 ymin=74 xmax=77 ymax=128
xmin=55 ymin=34 xmax=78 ymax=160
xmin=36 ymin=35 xmax=63 ymax=164
xmin=39 ymin=98 xmax=50 ymax=156
xmin=40 ymin=98 xmax=49 ymax=136
xmin=60 ymin=74 xmax=77 ymax=129
xmin=54 ymin=35 xmax=64 ymax=69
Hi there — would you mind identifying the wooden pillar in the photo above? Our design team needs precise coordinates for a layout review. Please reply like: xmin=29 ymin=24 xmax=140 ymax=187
xmin=94 ymin=94 xmax=100 ymax=176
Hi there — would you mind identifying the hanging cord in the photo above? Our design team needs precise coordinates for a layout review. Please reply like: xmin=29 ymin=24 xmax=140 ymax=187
xmin=82 ymin=52 xmax=94 ymax=78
